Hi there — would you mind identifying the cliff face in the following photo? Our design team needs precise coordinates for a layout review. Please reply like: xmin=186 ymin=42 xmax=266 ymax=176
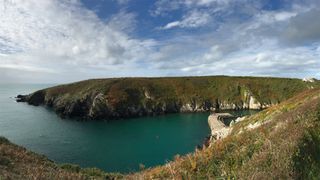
xmin=17 ymin=76 xmax=318 ymax=120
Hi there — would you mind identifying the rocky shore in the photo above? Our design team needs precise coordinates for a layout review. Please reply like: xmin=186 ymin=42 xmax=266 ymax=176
xmin=15 ymin=76 xmax=316 ymax=120
xmin=16 ymin=90 xmax=270 ymax=120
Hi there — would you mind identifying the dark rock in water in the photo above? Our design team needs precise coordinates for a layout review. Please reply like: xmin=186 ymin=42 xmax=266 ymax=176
xmin=15 ymin=95 xmax=29 ymax=102
xmin=16 ymin=95 xmax=24 ymax=99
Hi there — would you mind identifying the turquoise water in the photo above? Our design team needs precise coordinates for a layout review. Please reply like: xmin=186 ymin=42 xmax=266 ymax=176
xmin=0 ymin=84 xmax=258 ymax=173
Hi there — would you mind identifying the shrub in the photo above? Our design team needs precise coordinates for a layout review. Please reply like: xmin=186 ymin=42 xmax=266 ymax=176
xmin=81 ymin=167 xmax=111 ymax=177
xmin=0 ymin=156 xmax=11 ymax=166
xmin=293 ymin=125 xmax=320 ymax=179
xmin=317 ymin=102 xmax=320 ymax=122
xmin=60 ymin=163 xmax=81 ymax=173
xmin=0 ymin=137 xmax=9 ymax=144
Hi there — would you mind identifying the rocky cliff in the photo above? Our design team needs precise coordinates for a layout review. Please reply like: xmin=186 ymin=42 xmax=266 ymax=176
xmin=17 ymin=76 xmax=318 ymax=120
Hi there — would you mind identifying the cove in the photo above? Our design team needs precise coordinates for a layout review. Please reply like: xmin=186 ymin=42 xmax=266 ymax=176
xmin=0 ymin=84 xmax=258 ymax=173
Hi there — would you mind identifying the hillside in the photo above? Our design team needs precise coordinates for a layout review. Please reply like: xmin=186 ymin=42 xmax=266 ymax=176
xmin=0 ymin=137 xmax=122 ymax=179
xmin=3 ymin=87 xmax=320 ymax=179
xmin=17 ymin=76 xmax=318 ymax=120
xmin=129 ymin=88 xmax=320 ymax=179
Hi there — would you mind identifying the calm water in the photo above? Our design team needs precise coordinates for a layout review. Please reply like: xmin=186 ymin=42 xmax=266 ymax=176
xmin=0 ymin=84 xmax=258 ymax=173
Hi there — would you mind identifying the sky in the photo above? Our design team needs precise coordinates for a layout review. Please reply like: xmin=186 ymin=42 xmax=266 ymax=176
xmin=0 ymin=0 xmax=319 ymax=83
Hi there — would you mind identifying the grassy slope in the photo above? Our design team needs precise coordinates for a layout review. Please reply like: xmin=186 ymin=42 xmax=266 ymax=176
xmin=0 ymin=137 xmax=123 ymax=179
xmin=44 ymin=76 xmax=315 ymax=104
xmin=28 ymin=76 xmax=319 ymax=120
xmin=128 ymin=88 xmax=320 ymax=179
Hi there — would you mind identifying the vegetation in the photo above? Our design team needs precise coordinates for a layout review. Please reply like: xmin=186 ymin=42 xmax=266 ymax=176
xmin=5 ymin=78 xmax=320 ymax=179
xmin=127 ymin=88 xmax=320 ymax=179
xmin=293 ymin=103 xmax=320 ymax=179
xmin=44 ymin=76 xmax=317 ymax=104
xmin=22 ymin=76 xmax=319 ymax=119
xmin=0 ymin=137 xmax=122 ymax=179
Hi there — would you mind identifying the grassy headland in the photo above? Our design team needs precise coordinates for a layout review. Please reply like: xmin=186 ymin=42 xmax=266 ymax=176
xmin=17 ymin=76 xmax=319 ymax=120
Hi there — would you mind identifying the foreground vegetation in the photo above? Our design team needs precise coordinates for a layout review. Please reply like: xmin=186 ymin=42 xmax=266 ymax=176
xmin=0 ymin=136 xmax=123 ymax=179
xmin=3 ymin=86 xmax=320 ymax=179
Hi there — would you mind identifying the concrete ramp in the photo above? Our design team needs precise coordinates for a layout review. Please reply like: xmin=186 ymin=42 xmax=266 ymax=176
xmin=208 ymin=113 xmax=234 ymax=140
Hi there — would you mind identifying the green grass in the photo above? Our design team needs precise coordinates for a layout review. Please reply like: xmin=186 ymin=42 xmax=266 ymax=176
xmin=26 ymin=76 xmax=320 ymax=119
xmin=293 ymin=103 xmax=320 ymax=179
xmin=43 ymin=76 xmax=318 ymax=103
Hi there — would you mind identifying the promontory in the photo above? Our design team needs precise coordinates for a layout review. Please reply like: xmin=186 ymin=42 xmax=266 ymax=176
xmin=17 ymin=76 xmax=319 ymax=120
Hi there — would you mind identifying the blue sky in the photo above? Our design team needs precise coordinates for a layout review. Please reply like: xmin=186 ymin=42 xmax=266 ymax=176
xmin=0 ymin=0 xmax=319 ymax=83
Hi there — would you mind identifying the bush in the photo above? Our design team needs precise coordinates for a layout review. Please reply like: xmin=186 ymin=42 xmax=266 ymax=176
xmin=0 ymin=137 xmax=9 ymax=144
xmin=293 ymin=126 xmax=320 ymax=179
xmin=0 ymin=156 xmax=11 ymax=166
xmin=60 ymin=163 xmax=81 ymax=173
xmin=317 ymin=103 xmax=320 ymax=122
xmin=81 ymin=167 xmax=106 ymax=177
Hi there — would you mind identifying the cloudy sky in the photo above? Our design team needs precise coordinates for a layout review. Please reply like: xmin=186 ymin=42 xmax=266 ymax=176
xmin=0 ymin=0 xmax=319 ymax=83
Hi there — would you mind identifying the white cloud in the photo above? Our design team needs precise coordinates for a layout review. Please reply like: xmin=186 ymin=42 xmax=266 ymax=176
xmin=184 ymin=0 xmax=230 ymax=7
xmin=176 ymin=46 xmax=320 ymax=78
xmin=162 ymin=10 xmax=211 ymax=29
xmin=108 ymin=10 xmax=137 ymax=33
xmin=0 ymin=0 xmax=319 ymax=83
xmin=152 ymin=0 xmax=230 ymax=16
xmin=0 ymin=0 xmax=156 ymax=82
xmin=151 ymin=4 xmax=320 ymax=79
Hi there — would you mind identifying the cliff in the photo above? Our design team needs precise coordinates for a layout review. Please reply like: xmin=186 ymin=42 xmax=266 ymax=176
xmin=3 ymin=88 xmax=320 ymax=179
xmin=16 ymin=76 xmax=318 ymax=120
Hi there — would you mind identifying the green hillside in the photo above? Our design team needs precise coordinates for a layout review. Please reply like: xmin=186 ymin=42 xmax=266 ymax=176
xmin=17 ymin=76 xmax=319 ymax=120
